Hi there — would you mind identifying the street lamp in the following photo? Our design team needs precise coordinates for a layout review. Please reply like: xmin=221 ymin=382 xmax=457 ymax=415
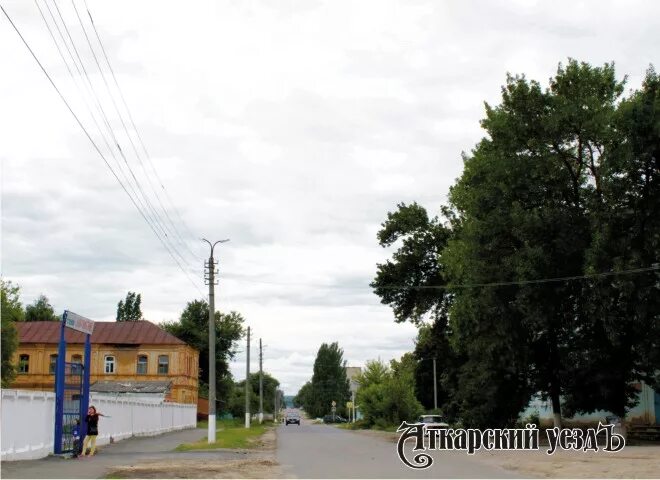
xmin=202 ymin=238 xmax=229 ymax=443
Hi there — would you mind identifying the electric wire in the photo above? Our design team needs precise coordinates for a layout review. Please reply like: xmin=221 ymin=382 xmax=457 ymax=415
xmin=64 ymin=0 xmax=192 ymax=272
xmin=221 ymin=264 xmax=660 ymax=290
xmin=82 ymin=0 xmax=202 ymax=262
xmin=50 ymin=0 xmax=199 ymax=278
xmin=2 ymin=3 xmax=204 ymax=296
xmin=70 ymin=0 xmax=199 ymax=267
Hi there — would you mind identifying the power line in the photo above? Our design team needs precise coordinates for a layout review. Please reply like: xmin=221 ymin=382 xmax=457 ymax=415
xmin=2 ymin=3 xmax=204 ymax=297
xmin=82 ymin=0 xmax=202 ymax=263
xmin=45 ymin=0 xmax=198 ymax=277
xmin=65 ymin=0 xmax=194 ymax=273
xmin=71 ymin=0 xmax=200 ymax=267
xmin=222 ymin=264 xmax=659 ymax=290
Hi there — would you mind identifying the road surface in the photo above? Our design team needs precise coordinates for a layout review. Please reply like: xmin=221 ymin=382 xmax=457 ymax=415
xmin=276 ymin=414 xmax=518 ymax=478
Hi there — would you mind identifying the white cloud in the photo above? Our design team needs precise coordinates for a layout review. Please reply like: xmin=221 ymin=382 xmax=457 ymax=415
xmin=2 ymin=0 xmax=658 ymax=394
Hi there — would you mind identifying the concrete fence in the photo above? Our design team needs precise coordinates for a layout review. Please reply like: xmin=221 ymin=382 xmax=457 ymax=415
xmin=1 ymin=389 xmax=197 ymax=461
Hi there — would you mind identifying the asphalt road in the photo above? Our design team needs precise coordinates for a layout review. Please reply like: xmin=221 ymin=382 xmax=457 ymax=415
xmin=277 ymin=414 xmax=518 ymax=479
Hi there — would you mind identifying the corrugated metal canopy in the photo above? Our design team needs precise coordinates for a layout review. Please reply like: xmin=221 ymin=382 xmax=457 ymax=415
xmin=17 ymin=321 xmax=186 ymax=345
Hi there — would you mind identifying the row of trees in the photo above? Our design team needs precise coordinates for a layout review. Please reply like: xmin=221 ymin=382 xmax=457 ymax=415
xmin=293 ymin=343 xmax=426 ymax=428
xmin=372 ymin=61 xmax=660 ymax=428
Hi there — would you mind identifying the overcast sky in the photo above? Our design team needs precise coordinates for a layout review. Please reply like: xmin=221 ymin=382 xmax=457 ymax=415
xmin=1 ymin=0 xmax=658 ymax=395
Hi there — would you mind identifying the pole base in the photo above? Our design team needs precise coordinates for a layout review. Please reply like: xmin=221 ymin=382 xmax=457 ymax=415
xmin=208 ymin=414 xmax=216 ymax=443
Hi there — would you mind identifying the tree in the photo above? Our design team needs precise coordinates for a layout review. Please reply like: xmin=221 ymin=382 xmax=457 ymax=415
xmin=162 ymin=300 xmax=245 ymax=412
xmin=24 ymin=294 xmax=59 ymax=322
xmin=305 ymin=342 xmax=351 ymax=418
xmin=294 ymin=381 xmax=312 ymax=409
xmin=116 ymin=291 xmax=143 ymax=321
xmin=1 ymin=280 xmax=23 ymax=387
xmin=356 ymin=356 xmax=424 ymax=427
xmin=373 ymin=60 xmax=659 ymax=428
xmin=371 ymin=202 xmax=452 ymax=325
xmin=228 ymin=372 xmax=281 ymax=418
xmin=562 ymin=67 xmax=660 ymax=419
xmin=412 ymin=318 xmax=457 ymax=417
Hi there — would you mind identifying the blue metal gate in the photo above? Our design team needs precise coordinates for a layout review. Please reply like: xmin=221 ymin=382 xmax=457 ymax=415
xmin=54 ymin=311 xmax=93 ymax=455
xmin=60 ymin=361 xmax=84 ymax=453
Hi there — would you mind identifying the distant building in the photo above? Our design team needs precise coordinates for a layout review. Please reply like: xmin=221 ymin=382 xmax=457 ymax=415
xmin=345 ymin=366 xmax=362 ymax=392
xmin=11 ymin=321 xmax=199 ymax=404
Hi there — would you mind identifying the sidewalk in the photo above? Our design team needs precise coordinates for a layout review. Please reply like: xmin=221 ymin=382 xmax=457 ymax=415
xmin=1 ymin=428 xmax=255 ymax=479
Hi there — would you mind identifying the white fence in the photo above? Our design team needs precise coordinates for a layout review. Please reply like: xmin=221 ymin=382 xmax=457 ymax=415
xmin=1 ymin=389 xmax=197 ymax=461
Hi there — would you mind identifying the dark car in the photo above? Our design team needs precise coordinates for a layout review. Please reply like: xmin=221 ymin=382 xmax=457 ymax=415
xmin=323 ymin=414 xmax=348 ymax=424
xmin=285 ymin=411 xmax=301 ymax=425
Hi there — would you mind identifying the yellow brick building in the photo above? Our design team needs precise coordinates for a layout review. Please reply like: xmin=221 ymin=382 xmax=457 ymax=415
xmin=11 ymin=321 xmax=199 ymax=404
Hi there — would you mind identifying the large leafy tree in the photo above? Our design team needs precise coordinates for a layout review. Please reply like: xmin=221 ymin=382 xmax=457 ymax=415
xmin=24 ymin=294 xmax=59 ymax=322
xmin=374 ymin=60 xmax=659 ymax=428
xmin=562 ymin=68 xmax=660 ymax=418
xmin=1 ymin=280 xmax=23 ymax=387
xmin=305 ymin=342 xmax=351 ymax=418
xmin=116 ymin=291 xmax=143 ymax=321
xmin=162 ymin=300 xmax=245 ymax=412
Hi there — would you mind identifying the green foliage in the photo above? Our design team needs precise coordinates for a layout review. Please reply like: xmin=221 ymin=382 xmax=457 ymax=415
xmin=162 ymin=300 xmax=245 ymax=411
xmin=1 ymin=280 xmax=22 ymax=387
xmin=293 ymin=381 xmax=312 ymax=408
xmin=174 ymin=419 xmax=266 ymax=451
xmin=371 ymin=202 xmax=452 ymax=325
xmin=356 ymin=357 xmax=424 ymax=427
xmin=228 ymin=372 xmax=281 ymax=418
xmin=373 ymin=60 xmax=660 ymax=428
xmin=116 ymin=291 xmax=143 ymax=321
xmin=24 ymin=294 xmax=59 ymax=321
xmin=296 ymin=342 xmax=351 ymax=418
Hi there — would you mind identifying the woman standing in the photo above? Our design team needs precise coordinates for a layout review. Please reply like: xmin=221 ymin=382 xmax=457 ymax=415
xmin=80 ymin=406 xmax=105 ymax=457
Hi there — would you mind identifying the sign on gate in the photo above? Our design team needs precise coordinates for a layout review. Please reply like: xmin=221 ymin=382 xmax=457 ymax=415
xmin=63 ymin=311 xmax=95 ymax=335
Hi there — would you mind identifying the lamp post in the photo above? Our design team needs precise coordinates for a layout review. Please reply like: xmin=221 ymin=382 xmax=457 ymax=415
xmin=203 ymin=238 xmax=229 ymax=443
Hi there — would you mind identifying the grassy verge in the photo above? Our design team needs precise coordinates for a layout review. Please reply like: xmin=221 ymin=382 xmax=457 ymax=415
xmin=175 ymin=419 xmax=268 ymax=451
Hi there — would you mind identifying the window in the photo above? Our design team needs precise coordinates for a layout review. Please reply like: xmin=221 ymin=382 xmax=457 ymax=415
xmin=137 ymin=355 xmax=148 ymax=375
xmin=19 ymin=354 xmax=29 ymax=374
xmin=104 ymin=355 xmax=115 ymax=374
xmin=157 ymin=355 xmax=169 ymax=374
xmin=71 ymin=354 xmax=83 ymax=374
xmin=49 ymin=354 xmax=58 ymax=374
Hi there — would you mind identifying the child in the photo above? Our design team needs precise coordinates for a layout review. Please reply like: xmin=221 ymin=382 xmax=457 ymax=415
xmin=80 ymin=406 xmax=106 ymax=457
xmin=72 ymin=419 xmax=81 ymax=458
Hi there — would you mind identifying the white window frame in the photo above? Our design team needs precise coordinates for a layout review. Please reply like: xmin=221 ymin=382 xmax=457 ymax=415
xmin=104 ymin=355 xmax=116 ymax=374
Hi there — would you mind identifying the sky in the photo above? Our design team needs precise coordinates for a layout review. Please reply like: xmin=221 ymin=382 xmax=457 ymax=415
xmin=1 ymin=0 xmax=658 ymax=395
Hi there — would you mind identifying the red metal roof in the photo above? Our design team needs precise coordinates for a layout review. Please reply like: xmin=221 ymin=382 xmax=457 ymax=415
xmin=17 ymin=321 xmax=185 ymax=345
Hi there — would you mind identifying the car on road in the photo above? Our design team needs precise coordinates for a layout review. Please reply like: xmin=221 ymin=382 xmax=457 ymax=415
xmin=323 ymin=414 xmax=348 ymax=424
xmin=285 ymin=411 xmax=301 ymax=425
xmin=417 ymin=414 xmax=449 ymax=429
